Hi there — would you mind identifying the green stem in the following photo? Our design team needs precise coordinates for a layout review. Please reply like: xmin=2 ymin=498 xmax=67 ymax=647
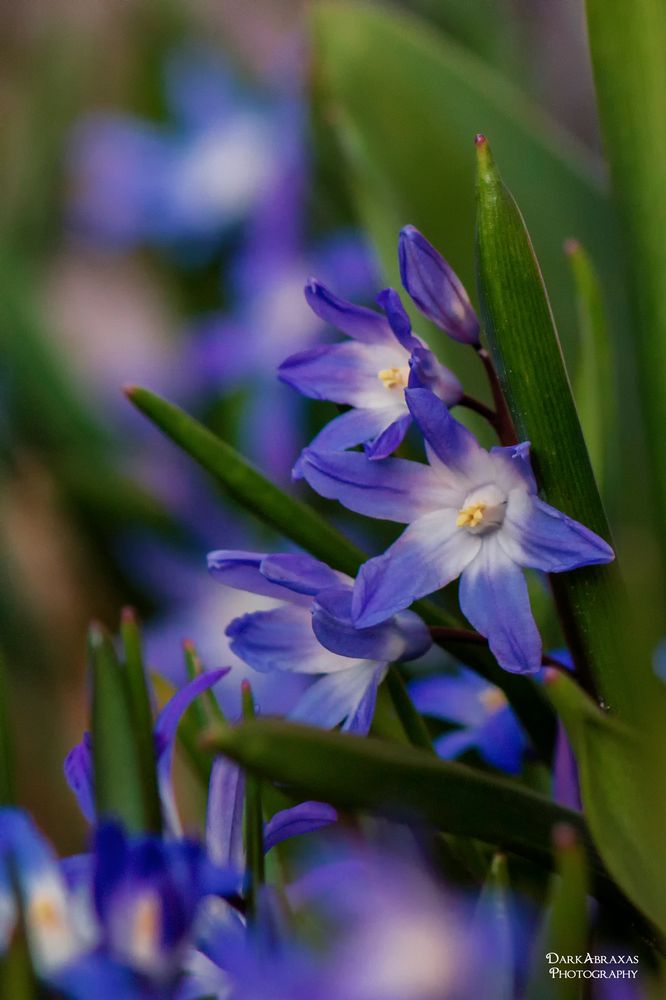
xmin=385 ymin=667 xmax=433 ymax=752
xmin=241 ymin=682 xmax=265 ymax=921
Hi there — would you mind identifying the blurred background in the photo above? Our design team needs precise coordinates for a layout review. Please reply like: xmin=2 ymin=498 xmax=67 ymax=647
xmin=0 ymin=0 xmax=631 ymax=852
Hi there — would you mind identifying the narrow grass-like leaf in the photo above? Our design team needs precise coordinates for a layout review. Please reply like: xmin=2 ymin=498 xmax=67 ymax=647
xmin=584 ymin=0 xmax=666 ymax=553
xmin=127 ymin=386 xmax=556 ymax=757
xmin=203 ymin=719 xmax=599 ymax=880
xmin=90 ymin=623 xmax=150 ymax=833
xmin=526 ymin=825 xmax=589 ymax=1000
xmin=546 ymin=669 xmax=666 ymax=936
xmin=474 ymin=137 xmax=629 ymax=717
xmin=241 ymin=682 xmax=264 ymax=920
xmin=566 ymin=240 xmax=613 ymax=489
xmin=475 ymin=854 xmax=513 ymax=1000
xmin=311 ymin=1 xmax=626 ymax=393
xmin=120 ymin=609 xmax=162 ymax=835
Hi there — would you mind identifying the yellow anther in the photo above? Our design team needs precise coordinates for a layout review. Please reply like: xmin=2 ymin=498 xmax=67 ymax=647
xmin=378 ymin=366 xmax=409 ymax=390
xmin=479 ymin=688 xmax=507 ymax=713
xmin=456 ymin=502 xmax=487 ymax=529
xmin=29 ymin=895 xmax=62 ymax=930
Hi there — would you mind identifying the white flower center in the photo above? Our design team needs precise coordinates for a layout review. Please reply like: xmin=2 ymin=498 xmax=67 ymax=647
xmin=456 ymin=484 xmax=506 ymax=535
xmin=378 ymin=366 xmax=409 ymax=390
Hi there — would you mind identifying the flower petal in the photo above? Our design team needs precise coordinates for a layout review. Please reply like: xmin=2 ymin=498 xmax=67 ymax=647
xmin=296 ymin=408 xmax=404 ymax=477
xmin=399 ymin=225 xmax=480 ymax=344
xmin=352 ymin=510 xmax=480 ymax=627
xmin=489 ymin=442 xmax=537 ymax=493
xmin=64 ymin=733 xmax=95 ymax=824
xmin=459 ymin=538 xmax=542 ymax=673
xmin=434 ymin=729 xmax=478 ymax=760
xmin=226 ymin=604 xmax=352 ymax=674
xmin=375 ymin=287 xmax=420 ymax=351
xmin=299 ymin=450 xmax=446 ymax=523
xmin=364 ymin=412 xmax=412 ymax=461
xmin=206 ymin=757 xmax=245 ymax=870
xmin=279 ymin=340 xmax=406 ymax=407
xmin=259 ymin=553 xmax=348 ymax=596
xmin=408 ymin=673 xmax=489 ymax=726
xmin=207 ymin=550 xmax=311 ymax=605
xmin=264 ymin=802 xmax=338 ymax=853
xmin=304 ymin=278 xmax=392 ymax=344
xmin=499 ymin=492 xmax=615 ymax=572
xmin=406 ymin=388 xmax=488 ymax=482
xmin=408 ymin=347 xmax=463 ymax=407
xmin=475 ymin=706 xmax=527 ymax=775
xmin=289 ymin=662 xmax=385 ymax=732
xmin=313 ymin=585 xmax=431 ymax=662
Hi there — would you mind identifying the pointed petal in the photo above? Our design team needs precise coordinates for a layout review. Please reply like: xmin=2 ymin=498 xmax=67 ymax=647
xmin=313 ymin=585 xmax=431 ymax=662
xmin=475 ymin=706 xmax=527 ymax=775
xmin=375 ymin=287 xmax=420 ymax=351
xmin=408 ymin=347 xmax=463 ymax=406
xmin=304 ymin=278 xmax=392 ymax=344
xmin=289 ymin=663 xmax=384 ymax=731
xmin=399 ymin=225 xmax=479 ymax=344
xmin=299 ymin=407 xmax=403 ymax=472
xmin=279 ymin=339 xmax=406 ymax=407
xmin=226 ymin=604 xmax=352 ymax=674
xmin=206 ymin=757 xmax=245 ymax=870
xmin=352 ymin=510 xmax=480 ymax=627
xmin=408 ymin=673 xmax=488 ymax=726
xmin=259 ymin=553 xmax=348 ymax=596
xmin=63 ymin=733 xmax=95 ymax=823
xmin=264 ymin=802 xmax=338 ymax=853
xmin=207 ymin=550 xmax=311 ymax=605
xmin=364 ymin=412 xmax=412 ymax=461
xmin=499 ymin=492 xmax=615 ymax=572
xmin=299 ymin=449 xmax=446 ymax=523
xmin=406 ymin=388 xmax=488 ymax=482
xmin=433 ymin=728 xmax=478 ymax=760
xmin=489 ymin=441 xmax=537 ymax=493
xmin=459 ymin=538 xmax=542 ymax=673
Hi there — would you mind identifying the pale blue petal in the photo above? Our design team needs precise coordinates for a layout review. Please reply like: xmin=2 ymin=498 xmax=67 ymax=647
xmin=226 ymin=604 xmax=353 ymax=674
xmin=459 ymin=538 xmax=542 ymax=674
xmin=352 ymin=509 xmax=480 ymax=627
xmin=304 ymin=279 xmax=392 ymax=344
xmin=264 ymin=802 xmax=337 ymax=853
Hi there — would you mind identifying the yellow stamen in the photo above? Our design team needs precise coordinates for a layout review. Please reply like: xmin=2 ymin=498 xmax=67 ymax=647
xmin=378 ymin=366 xmax=408 ymax=390
xmin=29 ymin=894 xmax=62 ymax=930
xmin=479 ymin=688 xmax=507 ymax=713
xmin=456 ymin=502 xmax=487 ymax=529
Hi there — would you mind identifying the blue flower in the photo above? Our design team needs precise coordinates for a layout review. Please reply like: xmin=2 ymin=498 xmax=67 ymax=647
xmin=299 ymin=388 xmax=614 ymax=674
xmin=207 ymin=550 xmax=431 ymax=733
xmin=399 ymin=225 xmax=480 ymax=345
xmin=409 ymin=670 xmax=528 ymax=774
xmin=279 ymin=282 xmax=462 ymax=471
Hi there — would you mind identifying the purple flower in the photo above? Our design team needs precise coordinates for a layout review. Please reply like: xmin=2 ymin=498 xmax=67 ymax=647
xmin=279 ymin=282 xmax=462 ymax=471
xmin=399 ymin=225 xmax=480 ymax=345
xmin=299 ymin=388 xmax=614 ymax=674
xmin=207 ymin=550 xmax=431 ymax=733
xmin=410 ymin=670 xmax=528 ymax=774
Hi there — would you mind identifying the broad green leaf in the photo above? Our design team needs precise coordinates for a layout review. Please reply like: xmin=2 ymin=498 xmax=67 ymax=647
xmin=90 ymin=623 xmax=154 ymax=833
xmin=585 ymin=0 xmax=666 ymax=555
xmin=311 ymin=2 xmax=626 ymax=393
xmin=526 ymin=825 xmax=589 ymax=1000
xmin=120 ymin=610 xmax=162 ymax=835
xmin=127 ymin=386 xmax=556 ymax=757
xmin=546 ymin=669 xmax=666 ymax=937
xmin=203 ymin=719 xmax=605 ymax=885
xmin=566 ymin=240 xmax=614 ymax=490
xmin=0 ymin=652 xmax=15 ymax=806
xmin=474 ymin=138 xmax=631 ymax=719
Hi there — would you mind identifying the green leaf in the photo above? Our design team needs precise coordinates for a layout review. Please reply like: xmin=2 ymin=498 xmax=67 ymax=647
xmin=126 ymin=386 xmax=365 ymax=579
xmin=585 ymin=0 xmax=666 ymax=554
xmin=474 ymin=137 xmax=630 ymax=718
xmin=127 ymin=386 xmax=556 ymax=758
xmin=546 ymin=668 xmax=666 ymax=937
xmin=90 ymin=623 xmax=154 ymax=833
xmin=120 ymin=610 xmax=162 ymax=835
xmin=0 ymin=874 xmax=43 ymax=1000
xmin=475 ymin=854 xmax=514 ymax=1000
xmin=311 ymin=2 xmax=626 ymax=392
xmin=526 ymin=825 xmax=589 ymax=1000
xmin=566 ymin=240 xmax=614 ymax=490
xmin=241 ymin=682 xmax=264 ymax=920
xmin=203 ymin=719 xmax=603 ymax=883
